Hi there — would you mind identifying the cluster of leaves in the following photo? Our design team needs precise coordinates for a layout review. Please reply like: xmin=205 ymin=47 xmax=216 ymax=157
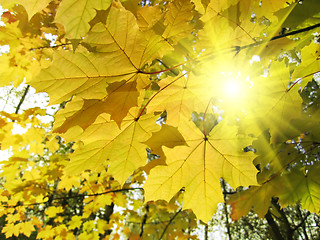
xmin=0 ymin=108 xmax=199 ymax=239
xmin=0 ymin=0 xmax=320 ymax=238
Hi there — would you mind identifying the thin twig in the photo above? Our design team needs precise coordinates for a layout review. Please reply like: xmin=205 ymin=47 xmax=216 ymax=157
xmin=237 ymin=23 xmax=320 ymax=52
xmin=159 ymin=208 xmax=182 ymax=239
xmin=15 ymin=85 xmax=30 ymax=114
xmin=29 ymin=43 xmax=72 ymax=51
xmin=2 ymin=187 xmax=143 ymax=208
xmin=293 ymin=208 xmax=311 ymax=234
xmin=140 ymin=204 xmax=149 ymax=237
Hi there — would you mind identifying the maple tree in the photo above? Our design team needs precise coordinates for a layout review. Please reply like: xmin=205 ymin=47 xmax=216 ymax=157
xmin=0 ymin=0 xmax=320 ymax=239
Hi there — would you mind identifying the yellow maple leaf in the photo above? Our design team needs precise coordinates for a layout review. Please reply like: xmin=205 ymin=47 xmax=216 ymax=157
xmin=18 ymin=221 xmax=35 ymax=237
xmin=55 ymin=0 xmax=112 ymax=38
xmin=53 ymin=76 xmax=148 ymax=132
xmin=2 ymin=223 xmax=20 ymax=238
xmin=45 ymin=206 xmax=64 ymax=218
xmin=144 ymin=117 xmax=257 ymax=222
xmin=243 ymin=61 xmax=302 ymax=143
xmin=147 ymin=73 xmax=209 ymax=126
xmin=64 ymin=112 xmax=161 ymax=184
xmin=68 ymin=216 xmax=82 ymax=230
xmin=162 ymin=0 xmax=195 ymax=44
xmin=37 ymin=225 xmax=55 ymax=240
xmin=0 ymin=0 xmax=52 ymax=20
xmin=292 ymin=42 xmax=320 ymax=89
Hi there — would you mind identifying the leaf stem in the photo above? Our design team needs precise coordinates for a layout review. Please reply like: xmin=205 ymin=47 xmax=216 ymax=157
xmin=140 ymin=62 xmax=186 ymax=75
xmin=288 ymin=71 xmax=320 ymax=92
xmin=136 ymin=73 xmax=186 ymax=120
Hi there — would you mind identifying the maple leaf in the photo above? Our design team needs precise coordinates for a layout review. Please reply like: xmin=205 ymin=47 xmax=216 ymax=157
xmin=32 ymin=4 xmax=167 ymax=127
xmin=55 ymin=0 xmax=112 ymax=39
xmin=53 ymin=76 xmax=148 ymax=131
xmin=144 ymin=117 xmax=257 ymax=222
xmin=228 ymin=177 xmax=283 ymax=220
xmin=277 ymin=164 xmax=320 ymax=213
xmin=161 ymin=0 xmax=195 ymax=44
xmin=228 ymin=163 xmax=320 ymax=220
xmin=63 ymin=111 xmax=160 ymax=184
xmin=68 ymin=216 xmax=83 ymax=230
xmin=292 ymin=42 xmax=320 ymax=89
xmin=0 ymin=0 xmax=52 ymax=19
xmin=2 ymin=223 xmax=20 ymax=238
xmin=146 ymin=73 xmax=210 ymax=126
xmin=18 ymin=221 xmax=35 ymax=237
xmin=242 ymin=61 xmax=302 ymax=143
xmin=45 ymin=206 xmax=64 ymax=218
xmin=136 ymin=5 xmax=163 ymax=31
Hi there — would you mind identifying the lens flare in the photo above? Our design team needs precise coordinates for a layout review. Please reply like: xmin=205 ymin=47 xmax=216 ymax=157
xmin=217 ymin=71 xmax=253 ymax=112
xmin=223 ymin=79 xmax=243 ymax=98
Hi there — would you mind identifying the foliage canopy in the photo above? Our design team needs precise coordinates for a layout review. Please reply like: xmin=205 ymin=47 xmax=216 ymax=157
xmin=0 ymin=0 xmax=320 ymax=239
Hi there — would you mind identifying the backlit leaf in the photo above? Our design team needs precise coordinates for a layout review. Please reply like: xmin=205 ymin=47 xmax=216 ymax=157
xmin=144 ymin=117 xmax=257 ymax=222
xmin=64 ymin=112 xmax=160 ymax=184
xmin=0 ymin=0 xmax=52 ymax=19
xmin=55 ymin=0 xmax=112 ymax=39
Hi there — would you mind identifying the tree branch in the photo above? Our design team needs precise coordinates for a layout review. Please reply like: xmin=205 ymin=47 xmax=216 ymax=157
xmin=139 ymin=204 xmax=149 ymax=237
xmin=293 ymin=206 xmax=310 ymax=239
xmin=237 ymin=23 xmax=320 ymax=52
xmin=271 ymin=199 xmax=294 ymax=240
xmin=29 ymin=43 xmax=72 ymax=51
xmin=265 ymin=210 xmax=285 ymax=240
xmin=2 ymin=187 xmax=143 ymax=208
xmin=15 ymin=85 xmax=30 ymax=114
xmin=221 ymin=179 xmax=232 ymax=240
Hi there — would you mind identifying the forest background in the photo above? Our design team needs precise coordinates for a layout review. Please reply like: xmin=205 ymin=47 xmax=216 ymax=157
xmin=0 ymin=0 xmax=319 ymax=239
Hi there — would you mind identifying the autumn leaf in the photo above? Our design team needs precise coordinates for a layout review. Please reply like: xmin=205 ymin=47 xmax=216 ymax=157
xmin=144 ymin=117 xmax=257 ymax=222
xmin=55 ymin=0 xmax=112 ymax=39
xmin=2 ymin=0 xmax=320 ymax=234
xmin=146 ymin=73 xmax=209 ymax=126
xmin=0 ymin=0 xmax=52 ymax=19
xmin=2 ymin=223 xmax=20 ymax=238
xmin=242 ymin=61 xmax=302 ymax=143
xmin=228 ymin=177 xmax=283 ymax=220
xmin=277 ymin=164 xmax=320 ymax=213
xmin=63 ymin=112 xmax=160 ymax=184
xmin=229 ymin=163 xmax=320 ymax=220
xmin=53 ymin=76 xmax=148 ymax=131
xmin=292 ymin=42 xmax=320 ymax=89
xmin=136 ymin=5 xmax=163 ymax=31
xmin=161 ymin=0 xmax=195 ymax=44
xmin=18 ymin=221 xmax=35 ymax=237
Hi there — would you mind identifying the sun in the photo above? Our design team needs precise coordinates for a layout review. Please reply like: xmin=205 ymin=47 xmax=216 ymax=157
xmin=201 ymin=53 xmax=257 ymax=114
xmin=218 ymin=71 xmax=251 ymax=104
xmin=223 ymin=79 xmax=244 ymax=98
